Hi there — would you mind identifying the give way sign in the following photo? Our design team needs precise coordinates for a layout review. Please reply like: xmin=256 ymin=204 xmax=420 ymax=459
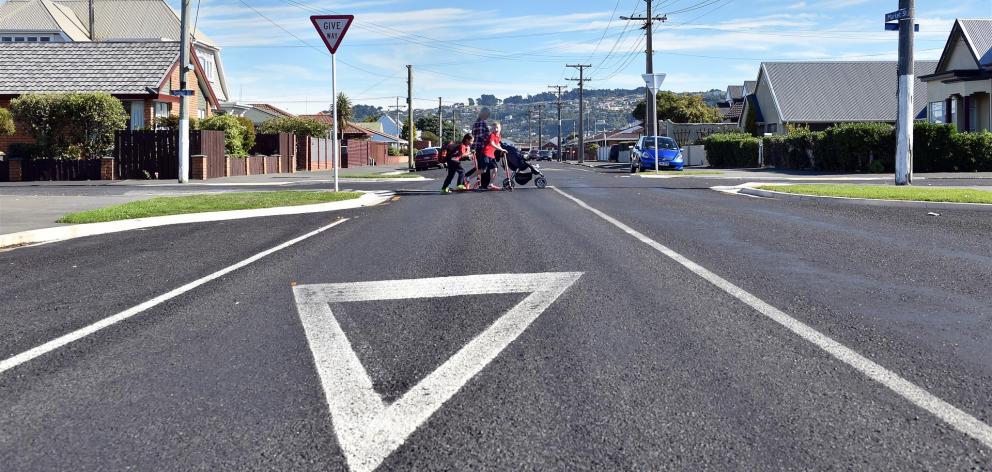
xmin=310 ymin=15 xmax=354 ymax=54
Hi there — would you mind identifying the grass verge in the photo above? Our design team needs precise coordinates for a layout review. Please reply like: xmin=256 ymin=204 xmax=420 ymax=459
xmin=757 ymin=184 xmax=992 ymax=204
xmin=58 ymin=191 xmax=363 ymax=224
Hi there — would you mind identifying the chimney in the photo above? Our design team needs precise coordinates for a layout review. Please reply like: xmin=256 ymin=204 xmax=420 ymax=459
xmin=88 ymin=0 xmax=95 ymax=40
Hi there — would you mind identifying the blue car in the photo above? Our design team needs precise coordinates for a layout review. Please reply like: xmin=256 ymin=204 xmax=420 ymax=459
xmin=630 ymin=136 xmax=684 ymax=172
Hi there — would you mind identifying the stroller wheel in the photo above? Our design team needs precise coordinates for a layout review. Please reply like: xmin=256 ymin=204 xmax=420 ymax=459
xmin=502 ymin=178 xmax=512 ymax=190
xmin=534 ymin=176 xmax=547 ymax=189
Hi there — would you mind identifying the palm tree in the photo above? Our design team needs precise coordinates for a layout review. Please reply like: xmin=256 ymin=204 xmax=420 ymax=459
xmin=335 ymin=93 xmax=352 ymax=140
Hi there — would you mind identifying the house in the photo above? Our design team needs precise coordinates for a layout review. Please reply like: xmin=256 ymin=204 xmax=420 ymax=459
xmin=378 ymin=114 xmax=401 ymax=137
xmin=351 ymin=122 xmax=407 ymax=146
xmin=0 ymin=41 xmax=219 ymax=154
xmin=920 ymin=19 xmax=992 ymax=132
xmin=739 ymin=61 xmax=937 ymax=135
xmin=0 ymin=0 xmax=230 ymax=110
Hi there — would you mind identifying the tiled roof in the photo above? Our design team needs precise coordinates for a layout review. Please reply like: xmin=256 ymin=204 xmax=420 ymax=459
xmin=725 ymin=100 xmax=744 ymax=120
xmin=761 ymin=61 xmax=937 ymax=123
xmin=0 ymin=41 xmax=178 ymax=94
xmin=0 ymin=0 xmax=215 ymax=46
xmin=248 ymin=103 xmax=294 ymax=118
xmin=958 ymin=19 xmax=992 ymax=67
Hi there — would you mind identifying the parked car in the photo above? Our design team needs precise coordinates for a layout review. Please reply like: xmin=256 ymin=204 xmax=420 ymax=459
xmin=415 ymin=147 xmax=443 ymax=170
xmin=537 ymin=150 xmax=553 ymax=161
xmin=630 ymin=136 xmax=684 ymax=172
xmin=528 ymin=149 xmax=541 ymax=160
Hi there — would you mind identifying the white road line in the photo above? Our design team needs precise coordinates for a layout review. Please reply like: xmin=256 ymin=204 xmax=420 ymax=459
xmin=293 ymin=272 xmax=583 ymax=472
xmin=0 ymin=218 xmax=350 ymax=376
xmin=551 ymin=186 xmax=992 ymax=450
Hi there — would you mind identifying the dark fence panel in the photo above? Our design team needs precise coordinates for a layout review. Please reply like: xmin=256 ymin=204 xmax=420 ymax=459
xmin=115 ymin=130 xmax=178 ymax=179
xmin=247 ymin=156 xmax=264 ymax=175
xmin=279 ymin=133 xmax=294 ymax=172
xmin=0 ymin=159 xmax=8 ymax=182
xmin=193 ymin=130 xmax=226 ymax=178
xmin=296 ymin=138 xmax=309 ymax=170
xmin=229 ymin=158 xmax=246 ymax=176
xmin=23 ymin=159 xmax=101 ymax=181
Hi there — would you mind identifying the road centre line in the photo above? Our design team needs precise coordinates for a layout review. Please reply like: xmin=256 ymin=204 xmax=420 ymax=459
xmin=0 ymin=218 xmax=350 ymax=376
xmin=551 ymin=186 xmax=992 ymax=450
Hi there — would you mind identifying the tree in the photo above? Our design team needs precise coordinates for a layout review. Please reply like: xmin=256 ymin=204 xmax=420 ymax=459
xmin=478 ymin=94 xmax=498 ymax=107
xmin=632 ymin=91 xmax=723 ymax=124
xmin=414 ymin=115 xmax=457 ymax=143
xmin=10 ymin=92 xmax=126 ymax=159
xmin=257 ymin=116 xmax=331 ymax=138
xmin=0 ymin=107 xmax=14 ymax=136
xmin=336 ymin=93 xmax=352 ymax=140
xmin=468 ymin=98 xmax=475 ymax=107
xmin=351 ymin=103 xmax=382 ymax=122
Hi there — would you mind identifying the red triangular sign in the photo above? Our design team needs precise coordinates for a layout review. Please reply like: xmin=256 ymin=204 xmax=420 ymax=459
xmin=311 ymin=15 xmax=354 ymax=54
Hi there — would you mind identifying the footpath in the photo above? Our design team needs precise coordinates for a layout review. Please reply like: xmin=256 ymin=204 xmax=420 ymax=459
xmin=0 ymin=165 xmax=416 ymax=234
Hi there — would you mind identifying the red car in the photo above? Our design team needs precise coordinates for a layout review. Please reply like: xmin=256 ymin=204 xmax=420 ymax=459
xmin=415 ymin=147 xmax=444 ymax=171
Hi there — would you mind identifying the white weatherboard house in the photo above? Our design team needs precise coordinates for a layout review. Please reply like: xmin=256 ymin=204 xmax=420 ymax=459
xmin=0 ymin=0 xmax=230 ymax=114
xmin=920 ymin=19 xmax=992 ymax=132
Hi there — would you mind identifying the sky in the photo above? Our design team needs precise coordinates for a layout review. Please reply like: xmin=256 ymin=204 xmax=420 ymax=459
xmin=170 ymin=0 xmax=992 ymax=114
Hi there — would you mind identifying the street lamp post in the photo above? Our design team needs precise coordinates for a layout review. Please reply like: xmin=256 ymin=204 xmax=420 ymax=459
xmin=642 ymin=73 xmax=666 ymax=173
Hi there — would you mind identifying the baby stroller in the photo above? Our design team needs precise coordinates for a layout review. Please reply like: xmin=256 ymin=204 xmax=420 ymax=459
xmin=501 ymin=144 xmax=548 ymax=190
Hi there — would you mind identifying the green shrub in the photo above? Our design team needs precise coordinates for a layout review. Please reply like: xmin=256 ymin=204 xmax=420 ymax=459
xmin=9 ymin=92 xmax=126 ymax=159
xmin=953 ymin=131 xmax=992 ymax=172
xmin=913 ymin=122 xmax=957 ymax=172
xmin=703 ymin=133 xmax=759 ymax=168
xmin=783 ymin=128 xmax=821 ymax=169
xmin=149 ymin=115 xmax=200 ymax=131
xmin=814 ymin=123 xmax=894 ymax=172
xmin=0 ymin=107 xmax=14 ymax=136
xmin=257 ymin=116 xmax=331 ymax=139
xmin=236 ymin=115 xmax=256 ymax=153
xmin=199 ymin=114 xmax=250 ymax=156
xmin=762 ymin=135 xmax=788 ymax=167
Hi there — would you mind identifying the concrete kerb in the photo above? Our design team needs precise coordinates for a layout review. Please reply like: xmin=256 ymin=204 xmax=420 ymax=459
xmin=739 ymin=184 xmax=992 ymax=212
xmin=0 ymin=191 xmax=391 ymax=249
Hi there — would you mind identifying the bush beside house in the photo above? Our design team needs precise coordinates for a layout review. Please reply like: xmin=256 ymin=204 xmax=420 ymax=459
xmin=199 ymin=114 xmax=253 ymax=157
xmin=704 ymin=122 xmax=992 ymax=172
xmin=9 ymin=92 xmax=126 ymax=160
xmin=0 ymin=107 xmax=14 ymax=138
xmin=257 ymin=116 xmax=332 ymax=139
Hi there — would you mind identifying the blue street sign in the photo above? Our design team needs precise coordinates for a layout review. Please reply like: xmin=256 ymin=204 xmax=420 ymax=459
xmin=170 ymin=89 xmax=195 ymax=97
xmin=884 ymin=23 xmax=920 ymax=32
xmin=885 ymin=8 xmax=910 ymax=22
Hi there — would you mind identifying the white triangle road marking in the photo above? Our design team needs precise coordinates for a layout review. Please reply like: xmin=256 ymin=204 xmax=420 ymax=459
xmin=292 ymin=272 xmax=583 ymax=472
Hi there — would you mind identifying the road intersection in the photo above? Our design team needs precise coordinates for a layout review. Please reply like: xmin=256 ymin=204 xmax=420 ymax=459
xmin=1 ymin=163 xmax=991 ymax=470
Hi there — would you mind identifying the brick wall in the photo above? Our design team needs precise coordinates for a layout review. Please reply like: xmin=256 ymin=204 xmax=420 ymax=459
xmin=163 ymin=62 xmax=212 ymax=118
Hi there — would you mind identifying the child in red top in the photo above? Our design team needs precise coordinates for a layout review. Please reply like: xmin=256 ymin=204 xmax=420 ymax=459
xmin=481 ymin=122 xmax=507 ymax=190
xmin=441 ymin=134 xmax=474 ymax=193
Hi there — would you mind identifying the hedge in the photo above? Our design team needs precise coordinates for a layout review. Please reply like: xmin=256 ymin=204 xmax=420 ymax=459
xmin=9 ymin=92 xmax=127 ymax=159
xmin=199 ymin=114 xmax=252 ymax=156
xmin=701 ymin=133 xmax=759 ymax=168
xmin=705 ymin=122 xmax=992 ymax=173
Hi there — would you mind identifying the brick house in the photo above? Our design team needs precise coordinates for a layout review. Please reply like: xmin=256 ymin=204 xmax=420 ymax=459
xmin=0 ymin=41 xmax=220 ymax=155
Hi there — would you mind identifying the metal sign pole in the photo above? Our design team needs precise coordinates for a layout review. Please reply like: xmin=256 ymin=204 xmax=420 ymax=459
xmin=332 ymin=52 xmax=339 ymax=192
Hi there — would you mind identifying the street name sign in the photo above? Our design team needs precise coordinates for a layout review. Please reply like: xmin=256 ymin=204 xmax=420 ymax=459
xmin=169 ymin=89 xmax=195 ymax=96
xmin=884 ymin=22 xmax=920 ymax=32
xmin=310 ymin=15 xmax=354 ymax=54
xmin=292 ymin=272 xmax=583 ymax=472
xmin=885 ymin=8 xmax=910 ymax=22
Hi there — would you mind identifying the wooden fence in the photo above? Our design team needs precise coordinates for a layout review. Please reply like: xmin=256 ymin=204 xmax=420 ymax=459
xmin=192 ymin=130 xmax=226 ymax=179
xmin=347 ymin=141 xmax=388 ymax=167
xmin=115 ymin=130 xmax=178 ymax=179
xmin=22 ymin=159 xmax=102 ymax=181
xmin=253 ymin=132 xmax=295 ymax=172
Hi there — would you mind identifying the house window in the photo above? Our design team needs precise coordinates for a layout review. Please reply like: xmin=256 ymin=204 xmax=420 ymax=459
xmin=14 ymin=37 xmax=25 ymax=42
xmin=197 ymin=53 xmax=216 ymax=81
xmin=198 ymin=109 xmax=205 ymax=119
xmin=154 ymin=101 xmax=171 ymax=118
xmin=128 ymin=101 xmax=145 ymax=130
xmin=40 ymin=37 xmax=50 ymax=42
xmin=26 ymin=37 xmax=37 ymax=42
xmin=930 ymin=102 xmax=945 ymax=124
xmin=766 ymin=123 xmax=778 ymax=133
xmin=949 ymin=98 xmax=958 ymax=129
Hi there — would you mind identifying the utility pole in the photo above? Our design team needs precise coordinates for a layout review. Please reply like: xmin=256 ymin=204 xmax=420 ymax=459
xmin=407 ymin=65 xmax=414 ymax=172
xmin=894 ymin=0 xmax=915 ymax=185
xmin=438 ymin=97 xmax=443 ymax=145
xmin=535 ymin=104 xmax=545 ymax=152
xmin=88 ymin=0 xmax=95 ymax=40
xmin=177 ymin=0 xmax=191 ymax=183
xmin=527 ymin=107 xmax=532 ymax=149
xmin=567 ymin=64 xmax=591 ymax=162
xmin=622 ymin=2 xmax=667 ymax=143
xmin=549 ymin=85 xmax=566 ymax=161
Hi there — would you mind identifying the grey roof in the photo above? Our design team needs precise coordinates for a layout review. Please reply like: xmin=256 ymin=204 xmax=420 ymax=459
xmin=726 ymin=85 xmax=743 ymax=100
xmin=0 ymin=0 xmax=59 ymax=30
xmin=0 ymin=0 xmax=215 ymax=46
xmin=0 ymin=41 xmax=178 ymax=94
xmin=743 ymin=80 xmax=757 ymax=95
xmin=761 ymin=61 xmax=937 ymax=123
xmin=958 ymin=19 xmax=992 ymax=67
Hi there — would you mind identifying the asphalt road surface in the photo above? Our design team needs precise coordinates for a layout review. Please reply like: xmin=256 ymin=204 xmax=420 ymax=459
xmin=1 ymin=163 xmax=990 ymax=470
